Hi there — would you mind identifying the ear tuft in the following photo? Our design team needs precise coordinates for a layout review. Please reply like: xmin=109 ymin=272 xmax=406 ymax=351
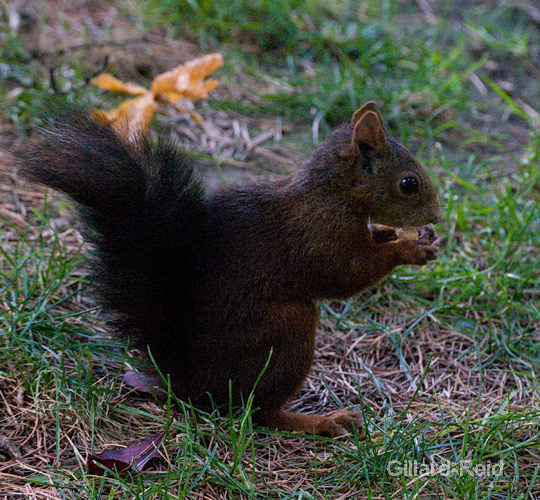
xmin=352 ymin=110 xmax=387 ymax=153
xmin=351 ymin=101 xmax=382 ymax=126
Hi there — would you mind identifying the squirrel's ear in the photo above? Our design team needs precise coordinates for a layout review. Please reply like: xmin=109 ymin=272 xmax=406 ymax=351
xmin=352 ymin=110 xmax=388 ymax=153
xmin=351 ymin=101 xmax=382 ymax=127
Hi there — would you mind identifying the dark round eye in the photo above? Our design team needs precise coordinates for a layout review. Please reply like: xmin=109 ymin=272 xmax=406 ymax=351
xmin=400 ymin=177 xmax=418 ymax=195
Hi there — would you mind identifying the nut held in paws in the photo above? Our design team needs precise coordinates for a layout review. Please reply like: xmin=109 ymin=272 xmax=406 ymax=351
xmin=396 ymin=227 xmax=419 ymax=241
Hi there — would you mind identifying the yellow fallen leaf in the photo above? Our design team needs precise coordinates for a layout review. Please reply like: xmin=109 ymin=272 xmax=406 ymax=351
xmin=93 ymin=93 xmax=157 ymax=137
xmin=91 ymin=52 xmax=223 ymax=138
xmin=90 ymin=74 xmax=148 ymax=96
xmin=151 ymin=53 xmax=223 ymax=102
xmin=184 ymin=53 xmax=224 ymax=86
xmin=150 ymin=67 xmax=190 ymax=100
xmin=186 ymin=78 xmax=220 ymax=99
xmin=158 ymin=78 xmax=220 ymax=101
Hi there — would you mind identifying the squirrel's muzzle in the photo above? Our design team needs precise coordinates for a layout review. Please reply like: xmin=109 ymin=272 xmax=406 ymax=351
xmin=430 ymin=207 xmax=443 ymax=225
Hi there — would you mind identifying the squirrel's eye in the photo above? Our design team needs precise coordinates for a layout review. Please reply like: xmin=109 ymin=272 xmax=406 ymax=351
xmin=400 ymin=177 xmax=418 ymax=195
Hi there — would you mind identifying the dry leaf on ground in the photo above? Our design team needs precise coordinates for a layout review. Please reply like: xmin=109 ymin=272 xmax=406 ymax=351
xmin=123 ymin=369 xmax=165 ymax=400
xmin=87 ymin=432 xmax=166 ymax=475
xmin=92 ymin=93 xmax=157 ymax=136
xmin=91 ymin=74 xmax=147 ymax=95
xmin=91 ymin=53 xmax=223 ymax=136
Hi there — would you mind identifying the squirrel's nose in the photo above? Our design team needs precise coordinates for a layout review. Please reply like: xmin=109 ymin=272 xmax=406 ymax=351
xmin=431 ymin=212 xmax=443 ymax=224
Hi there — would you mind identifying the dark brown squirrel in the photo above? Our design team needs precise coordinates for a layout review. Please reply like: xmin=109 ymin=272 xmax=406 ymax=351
xmin=17 ymin=101 xmax=441 ymax=437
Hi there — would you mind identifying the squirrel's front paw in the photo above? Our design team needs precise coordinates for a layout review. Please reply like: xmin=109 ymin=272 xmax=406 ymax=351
xmin=369 ymin=224 xmax=398 ymax=244
xmin=397 ymin=237 xmax=440 ymax=266
xmin=417 ymin=225 xmax=439 ymax=245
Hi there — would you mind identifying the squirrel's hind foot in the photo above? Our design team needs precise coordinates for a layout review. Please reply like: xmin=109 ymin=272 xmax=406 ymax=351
xmin=257 ymin=408 xmax=365 ymax=438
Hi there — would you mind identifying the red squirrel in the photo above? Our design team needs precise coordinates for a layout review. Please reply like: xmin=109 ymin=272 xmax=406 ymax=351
xmin=18 ymin=101 xmax=441 ymax=436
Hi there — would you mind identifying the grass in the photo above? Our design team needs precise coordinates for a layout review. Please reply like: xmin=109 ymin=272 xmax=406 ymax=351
xmin=0 ymin=0 xmax=539 ymax=498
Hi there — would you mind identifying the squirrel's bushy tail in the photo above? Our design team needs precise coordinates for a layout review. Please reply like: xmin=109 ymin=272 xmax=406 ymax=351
xmin=18 ymin=109 xmax=206 ymax=347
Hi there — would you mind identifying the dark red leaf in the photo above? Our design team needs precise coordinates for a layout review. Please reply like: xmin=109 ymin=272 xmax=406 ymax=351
xmin=123 ymin=369 xmax=164 ymax=399
xmin=476 ymin=257 xmax=488 ymax=271
xmin=88 ymin=431 xmax=165 ymax=475
xmin=87 ymin=455 xmax=130 ymax=475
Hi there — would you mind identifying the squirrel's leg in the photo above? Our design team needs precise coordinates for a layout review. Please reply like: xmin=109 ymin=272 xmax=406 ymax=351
xmin=329 ymin=226 xmax=439 ymax=296
xmin=248 ymin=301 xmax=364 ymax=437
xmin=255 ymin=408 xmax=364 ymax=438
